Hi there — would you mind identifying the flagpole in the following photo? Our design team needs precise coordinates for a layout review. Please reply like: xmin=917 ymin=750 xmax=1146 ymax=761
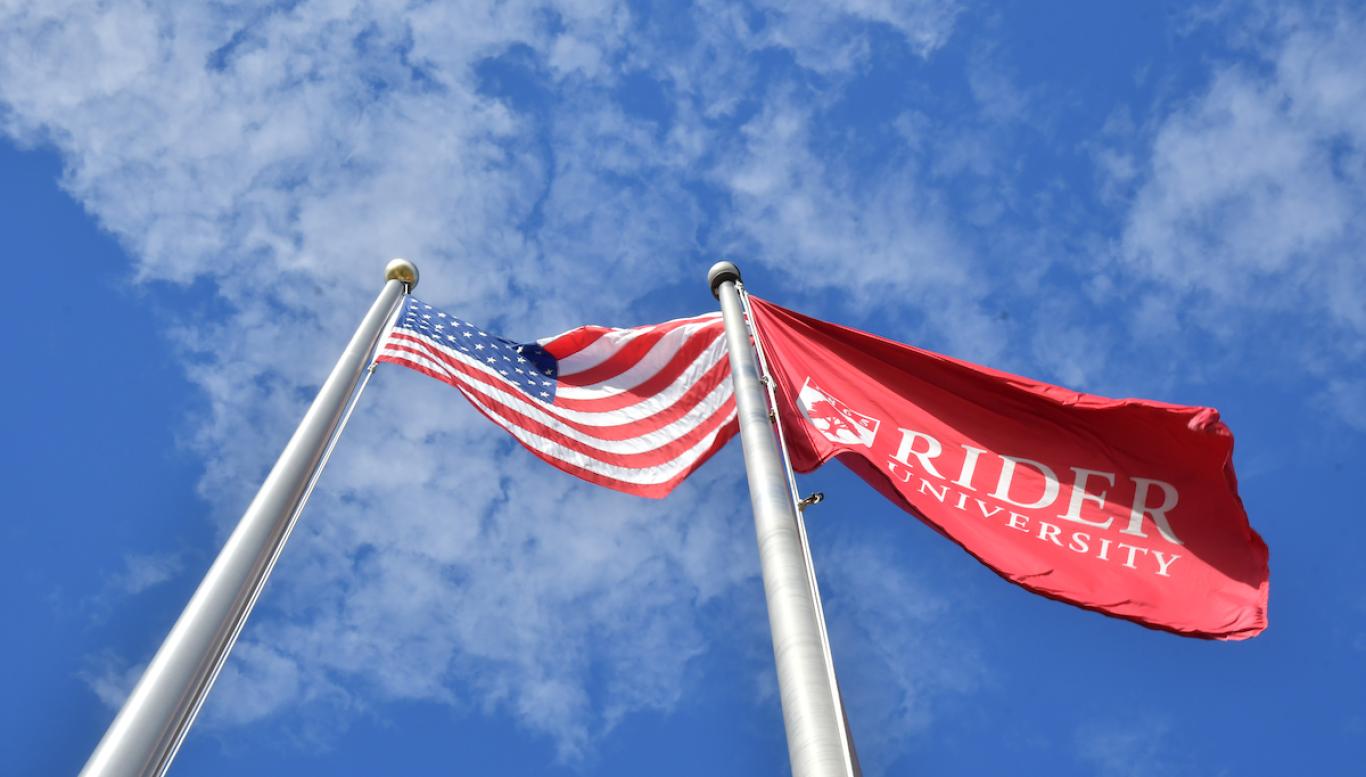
xmin=709 ymin=261 xmax=858 ymax=777
xmin=80 ymin=259 xmax=418 ymax=777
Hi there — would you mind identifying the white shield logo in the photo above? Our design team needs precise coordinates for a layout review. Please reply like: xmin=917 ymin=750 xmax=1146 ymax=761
xmin=796 ymin=377 xmax=880 ymax=447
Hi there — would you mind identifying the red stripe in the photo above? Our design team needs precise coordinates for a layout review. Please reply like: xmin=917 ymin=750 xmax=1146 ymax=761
xmin=557 ymin=317 xmax=722 ymax=386
xmin=555 ymin=352 xmax=730 ymax=428
xmin=541 ymin=326 xmax=610 ymax=359
xmin=381 ymin=341 xmax=733 ymax=451
xmin=463 ymin=374 xmax=737 ymax=468
xmin=386 ymin=334 xmax=728 ymax=441
xmin=553 ymin=332 xmax=724 ymax=412
xmin=445 ymin=376 xmax=739 ymax=498
xmin=377 ymin=351 xmax=737 ymax=469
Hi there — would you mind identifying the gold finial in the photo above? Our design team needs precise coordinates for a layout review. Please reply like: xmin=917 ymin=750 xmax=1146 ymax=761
xmin=385 ymin=258 xmax=419 ymax=290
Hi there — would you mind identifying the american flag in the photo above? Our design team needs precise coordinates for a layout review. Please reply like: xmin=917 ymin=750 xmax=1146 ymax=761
xmin=376 ymin=297 xmax=739 ymax=497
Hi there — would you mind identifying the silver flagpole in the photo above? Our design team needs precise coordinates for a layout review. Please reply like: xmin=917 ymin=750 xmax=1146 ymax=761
xmin=709 ymin=261 xmax=858 ymax=777
xmin=80 ymin=259 xmax=419 ymax=777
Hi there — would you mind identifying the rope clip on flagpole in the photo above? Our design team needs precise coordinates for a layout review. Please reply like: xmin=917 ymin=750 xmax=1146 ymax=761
xmin=708 ymin=260 xmax=860 ymax=777
xmin=79 ymin=258 xmax=417 ymax=777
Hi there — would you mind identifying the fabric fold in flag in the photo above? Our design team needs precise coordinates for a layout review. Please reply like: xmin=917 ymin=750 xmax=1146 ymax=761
xmin=747 ymin=296 xmax=1269 ymax=640
xmin=377 ymin=297 xmax=738 ymax=497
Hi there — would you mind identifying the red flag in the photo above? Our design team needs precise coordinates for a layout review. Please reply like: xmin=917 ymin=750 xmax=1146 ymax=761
xmin=748 ymin=296 xmax=1268 ymax=639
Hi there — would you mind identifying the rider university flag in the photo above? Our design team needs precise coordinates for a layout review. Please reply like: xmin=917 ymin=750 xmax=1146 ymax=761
xmin=748 ymin=296 xmax=1269 ymax=639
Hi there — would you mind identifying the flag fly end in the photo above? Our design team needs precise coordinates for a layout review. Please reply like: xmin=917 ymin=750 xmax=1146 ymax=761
xmin=385 ymin=257 xmax=420 ymax=290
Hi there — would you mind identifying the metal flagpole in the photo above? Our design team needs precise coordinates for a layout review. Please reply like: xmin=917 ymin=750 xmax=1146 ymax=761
xmin=736 ymin=282 xmax=861 ymax=777
xmin=709 ymin=261 xmax=858 ymax=777
xmin=80 ymin=259 xmax=419 ymax=777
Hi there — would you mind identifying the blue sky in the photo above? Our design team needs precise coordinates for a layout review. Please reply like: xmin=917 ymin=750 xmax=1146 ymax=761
xmin=3 ymin=1 xmax=1364 ymax=774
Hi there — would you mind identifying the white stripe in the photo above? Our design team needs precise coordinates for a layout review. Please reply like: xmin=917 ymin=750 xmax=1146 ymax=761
xmin=556 ymin=318 xmax=722 ymax=383
xmin=535 ymin=311 xmax=720 ymax=352
xmin=387 ymin=331 xmax=731 ymax=426
xmin=458 ymin=383 xmax=738 ymax=486
xmin=551 ymin=313 xmax=722 ymax=377
xmin=384 ymin=347 xmax=733 ymax=455
xmin=552 ymin=327 xmax=655 ymax=377
xmin=555 ymin=327 xmax=727 ymax=401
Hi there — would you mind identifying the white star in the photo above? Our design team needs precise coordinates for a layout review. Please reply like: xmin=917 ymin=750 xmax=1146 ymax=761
xmin=486 ymin=357 xmax=497 ymax=364
xmin=463 ymin=331 xmax=474 ymax=338
xmin=539 ymin=391 xmax=549 ymax=397
xmin=474 ymin=343 xmax=485 ymax=350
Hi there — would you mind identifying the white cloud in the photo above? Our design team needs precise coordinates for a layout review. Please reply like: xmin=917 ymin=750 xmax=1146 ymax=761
xmin=194 ymin=431 xmax=764 ymax=757
xmin=21 ymin=0 xmax=1360 ymax=767
xmin=0 ymin=0 xmax=976 ymax=756
xmin=821 ymin=538 xmax=982 ymax=775
xmin=79 ymin=655 xmax=147 ymax=711
xmin=1318 ymin=378 xmax=1366 ymax=433
xmin=1075 ymin=719 xmax=1211 ymax=777
xmin=111 ymin=552 xmax=183 ymax=597
xmin=1116 ymin=6 xmax=1366 ymax=343
xmin=20 ymin=1 xmax=1363 ymax=766
xmin=750 ymin=0 xmax=960 ymax=74
xmin=77 ymin=551 xmax=186 ymax=626
xmin=716 ymin=92 xmax=1005 ymax=362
